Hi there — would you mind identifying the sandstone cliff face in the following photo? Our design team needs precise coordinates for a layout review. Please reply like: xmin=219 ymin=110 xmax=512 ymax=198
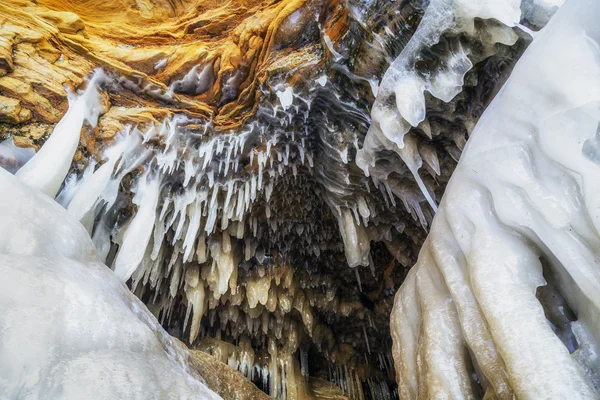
xmin=0 ymin=0 xmax=347 ymax=151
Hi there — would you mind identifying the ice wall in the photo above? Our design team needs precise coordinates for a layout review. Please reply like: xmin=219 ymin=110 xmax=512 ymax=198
xmin=0 ymin=101 xmax=221 ymax=399
xmin=390 ymin=0 xmax=600 ymax=397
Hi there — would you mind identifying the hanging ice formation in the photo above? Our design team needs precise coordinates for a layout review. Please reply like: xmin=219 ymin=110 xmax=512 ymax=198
xmin=0 ymin=77 xmax=221 ymax=399
xmin=356 ymin=0 xmax=565 ymax=214
xmin=390 ymin=0 xmax=600 ymax=397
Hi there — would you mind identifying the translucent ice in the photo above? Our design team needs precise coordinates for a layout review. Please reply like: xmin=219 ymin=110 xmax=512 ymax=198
xmin=0 ymin=137 xmax=35 ymax=174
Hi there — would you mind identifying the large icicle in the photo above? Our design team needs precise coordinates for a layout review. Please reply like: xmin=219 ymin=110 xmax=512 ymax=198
xmin=337 ymin=208 xmax=370 ymax=268
xmin=390 ymin=0 xmax=600 ymax=397
xmin=16 ymin=70 xmax=105 ymax=197
xmin=113 ymin=170 xmax=162 ymax=281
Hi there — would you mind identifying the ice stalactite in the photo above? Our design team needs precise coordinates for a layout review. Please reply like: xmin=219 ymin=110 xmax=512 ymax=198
xmin=198 ymin=336 xmax=379 ymax=400
xmin=186 ymin=274 xmax=207 ymax=344
xmin=390 ymin=0 xmax=600 ymax=397
xmin=15 ymin=70 xmax=105 ymax=197
xmin=355 ymin=0 xmax=564 ymax=223
xmin=113 ymin=171 xmax=162 ymax=281
xmin=337 ymin=208 xmax=371 ymax=268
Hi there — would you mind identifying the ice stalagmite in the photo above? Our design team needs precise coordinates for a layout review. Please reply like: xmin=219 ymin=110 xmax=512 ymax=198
xmin=390 ymin=0 xmax=600 ymax=397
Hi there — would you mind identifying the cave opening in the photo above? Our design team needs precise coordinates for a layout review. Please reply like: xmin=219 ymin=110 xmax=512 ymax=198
xmin=2 ymin=0 xmax=592 ymax=399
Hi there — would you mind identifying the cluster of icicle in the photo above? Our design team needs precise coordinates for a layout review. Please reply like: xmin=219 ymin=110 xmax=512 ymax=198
xmin=43 ymin=76 xmax=391 ymax=377
xmin=52 ymin=92 xmax=387 ymax=395
xmin=55 ymin=107 xmax=379 ymax=350
xmin=390 ymin=0 xmax=600 ymax=397
xmin=0 ymin=75 xmax=221 ymax=399
xmin=56 ymin=76 xmax=378 ymax=282
xmin=199 ymin=336 xmax=394 ymax=400
xmin=151 ymin=257 xmax=390 ymax=399
xmin=356 ymin=0 xmax=563 ymax=215
xmin=328 ymin=349 xmax=396 ymax=400
xmin=200 ymin=337 xmax=315 ymax=400
xmin=0 ymin=68 xmax=384 ymax=399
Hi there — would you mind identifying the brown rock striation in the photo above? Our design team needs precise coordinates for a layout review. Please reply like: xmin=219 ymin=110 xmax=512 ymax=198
xmin=0 ymin=0 xmax=343 ymax=138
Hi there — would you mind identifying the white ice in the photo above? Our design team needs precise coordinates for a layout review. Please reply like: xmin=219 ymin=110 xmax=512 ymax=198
xmin=16 ymin=70 xmax=105 ymax=198
xmin=390 ymin=0 xmax=600 ymax=397
xmin=0 ymin=79 xmax=222 ymax=400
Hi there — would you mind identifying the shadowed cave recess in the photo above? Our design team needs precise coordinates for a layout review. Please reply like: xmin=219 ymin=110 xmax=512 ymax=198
xmin=0 ymin=0 xmax=586 ymax=399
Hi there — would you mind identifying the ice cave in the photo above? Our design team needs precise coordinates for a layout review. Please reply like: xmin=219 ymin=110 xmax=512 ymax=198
xmin=1 ymin=0 xmax=599 ymax=398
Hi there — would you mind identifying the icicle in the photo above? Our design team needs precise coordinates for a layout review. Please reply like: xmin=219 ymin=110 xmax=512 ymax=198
xmin=186 ymin=281 xmax=206 ymax=343
xmin=337 ymin=208 xmax=370 ymax=268
xmin=196 ymin=234 xmax=207 ymax=263
xmin=246 ymin=276 xmax=271 ymax=308
xmin=113 ymin=171 xmax=162 ymax=281
xmin=222 ymin=231 xmax=231 ymax=253
xmin=67 ymin=161 xmax=114 ymax=222
xmin=170 ymin=258 xmax=183 ymax=298
xmin=183 ymin=195 xmax=205 ymax=262
xmin=17 ymin=70 xmax=104 ymax=197
xmin=355 ymin=268 xmax=363 ymax=293
xmin=205 ymin=186 xmax=219 ymax=234
xmin=362 ymin=323 xmax=371 ymax=354
xmin=207 ymin=239 xmax=236 ymax=298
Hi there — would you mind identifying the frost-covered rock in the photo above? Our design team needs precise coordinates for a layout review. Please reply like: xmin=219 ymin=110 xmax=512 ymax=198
xmin=390 ymin=0 xmax=600 ymax=397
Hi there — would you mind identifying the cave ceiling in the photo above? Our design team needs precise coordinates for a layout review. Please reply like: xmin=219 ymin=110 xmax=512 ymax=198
xmin=0 ymin=0 xmax=573 ymax=399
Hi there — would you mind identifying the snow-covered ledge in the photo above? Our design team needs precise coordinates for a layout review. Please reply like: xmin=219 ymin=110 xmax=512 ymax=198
xmin=390 ymin=0 xmax=600 ymax=397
